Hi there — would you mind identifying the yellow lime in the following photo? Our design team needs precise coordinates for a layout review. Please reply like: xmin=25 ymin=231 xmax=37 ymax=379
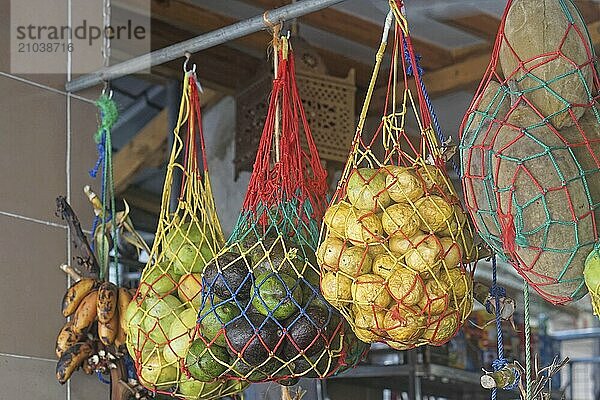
xmin=382 ymin=165 xmax=424 ymax=203
xmin=345 ymin=209 xmax=384 ymax=246
xmin=339 ymin=246 xmax=372 ymax=277
xmin=388 ymin=268 xmax=425 ymax=306
xmin=346 ymin=168 xmax=392 ymax=211
xmin=321 ymin=272 xmax=352 ymax=308
xmin=351 ymin=273 xmax=392 ymax=309
xmin=415 ymin=195 xmax=454 ymax=232
xmin=324 ymin=202 xmax=352 ymax=238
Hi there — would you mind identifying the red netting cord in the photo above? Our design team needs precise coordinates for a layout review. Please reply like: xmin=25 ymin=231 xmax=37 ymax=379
xmin=241 ymin=51 xmax=327 ymax=226
xmin=460 ymin=0 xmax=600 ymax=304
xmin=179 ymin=74 xmax=209 ymax=198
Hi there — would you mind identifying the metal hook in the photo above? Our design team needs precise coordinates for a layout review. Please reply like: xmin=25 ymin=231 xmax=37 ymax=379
xmin=183 ymin=52 xmax=196 ymax=73
xmin=101 ymin=82 xmax=113 ymax=99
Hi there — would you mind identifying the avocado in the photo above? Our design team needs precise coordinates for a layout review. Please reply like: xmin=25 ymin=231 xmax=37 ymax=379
xmin=198 ymin=302 xmax=240 ymax=347
xmin=292 ymin=353 xmax=336 ymax=378
xmin=300 ymin=267 xmax=328 ymax=308
xmin=229 ymin=357 xmax=289 ymax=382
xmin=279 ymin=376 xmax=300 ymax=386
xmin=251 ymin=238 xmax=306 ymax=278
xmin=340 ymin=329 xmax=370 ymax=368
xmin=225 ymin=313 xmax=282 ymax=366
xmin=185 ymin=339 xmax=230 ymax=382
xmin=203 ymin=252 xmax=252 ymax=301
xmin=251 ymin=273 xmax=303 ymax=320
xmin=239 ymin=233 xmax=266 ymax=262
xmin=283 ymin=306 xmax=330 ymax=358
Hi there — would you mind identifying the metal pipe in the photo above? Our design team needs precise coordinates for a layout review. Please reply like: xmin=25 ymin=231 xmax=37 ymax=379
xmin=65 ymin=0 xmax=347 ymax=92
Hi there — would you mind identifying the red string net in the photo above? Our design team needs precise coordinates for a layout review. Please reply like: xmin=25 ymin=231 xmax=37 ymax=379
xmin=459 ymin=0 xmax=600 ymax=305
xmin=125 ymin=72 xmax=248 ymax=399
xmin=186 ymin=40 xmax=368 ymax=385
xmin=318 ymin=2 xmax=477 ymax=351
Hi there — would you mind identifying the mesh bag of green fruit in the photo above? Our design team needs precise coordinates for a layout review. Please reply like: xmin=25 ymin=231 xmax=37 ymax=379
xmin=585 ymin=248 xmax=600 ymax=317
xmin=317 ymin=2 xmax=477 ymax=351
xmin=125 ymin=70 xmax=248 ymax=398
xmin=187 ymin=37 xmax=369 ymax=385
xmin=459 ymin=0 xmax=600 ymax=305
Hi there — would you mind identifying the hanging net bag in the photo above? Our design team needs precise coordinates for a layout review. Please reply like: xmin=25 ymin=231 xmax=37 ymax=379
xmin=125 ymin=70 xmax=248 ymax=399
xmin=585 ymin=249 xmax=600 ymax=317
xmin=459 ymin=0 xmax=600 ymax=305
xmin=317 ymin=2 xmax=477 ymax=351
xmin=189 ymin=38 xmax=369 ymax=385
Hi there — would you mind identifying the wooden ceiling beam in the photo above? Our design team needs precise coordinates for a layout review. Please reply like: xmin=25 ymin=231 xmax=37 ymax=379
xmin=369 ymin=52 xmax=490 ymax=113
xmin=370 ymin=16 xmax=600 ymax=114
xmin=237 ymin=0 xmax=456 ymax=70
xmin=151 ymin=0 xmax=373 ymax=86
xmin=150 ymin=18 xmax=262 ymax=91
xmin=114 ymin=109 xmax=169 ymax=195
xmin=121 ymin=186 xmax=162 ymax=216
xmin=443 ymin=13 xmax=501 ymax=42
xmin=574 ymin=0 xmax=600 ymax=23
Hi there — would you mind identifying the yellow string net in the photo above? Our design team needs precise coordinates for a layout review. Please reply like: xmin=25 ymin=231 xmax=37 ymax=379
xmin=125 ymin=71 xmax=247 ymax=399
xmin=318 ymin=1 xmax=477 ymax=350
xmin=184 ymin=39 xmax=368 ymax=385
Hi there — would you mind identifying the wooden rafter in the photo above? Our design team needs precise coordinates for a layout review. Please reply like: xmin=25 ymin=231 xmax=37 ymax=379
xmin=121 ymin=186 xmax=162 ymax=215
xmin=444 ymin=13 xmax=501 ymax=42
xmin=113 ymin=109 xmax=168 ymax=195
xmin=150 ymin=0 xmax=369 ymax=86
xmin=150 ymin=18 xmax=262 ymax=92
xmin=237 ymin=0 xmax=460 ymax=70
xmin=146 ymin=0 xmax=600 ymax=105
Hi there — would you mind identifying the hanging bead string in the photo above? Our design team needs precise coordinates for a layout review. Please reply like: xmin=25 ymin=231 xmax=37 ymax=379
xmin=524 ymin=281 xmax=532 ymax=400
xmin=489 ymin=255 xmax=519 ymax=399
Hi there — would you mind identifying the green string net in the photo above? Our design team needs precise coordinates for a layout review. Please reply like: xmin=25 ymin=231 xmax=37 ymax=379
xmin=318 ymin=2 xmax=477 ymax=351
xmin=186 ymin=41 xmax=369 ymax=385
xmin=459 ymin=0 xmax=600 ymax=305
xmin=126 ymin=72 xmax=248 ymax=399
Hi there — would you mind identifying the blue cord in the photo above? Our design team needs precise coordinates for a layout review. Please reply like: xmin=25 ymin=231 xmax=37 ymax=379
xmin=89 ymin=111 xmax=107 ymax=253
xmin=88 ymin=114 xmax=114 ymax=253
xmin=402 ymin=40 xmax=461 ymax=178
xmin=123 ymin=353 xmax=138 ymax=380
xmin=96 ymin=370 xmax=111 ymax=385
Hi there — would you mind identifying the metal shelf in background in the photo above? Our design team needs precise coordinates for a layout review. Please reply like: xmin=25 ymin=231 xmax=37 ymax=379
xmin=65 ymin=0 xmax=348 ymax=92
xmin=330 ymin=363 xmax=482 ymax=385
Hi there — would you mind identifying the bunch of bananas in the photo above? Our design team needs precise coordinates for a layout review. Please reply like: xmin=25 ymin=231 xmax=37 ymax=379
xmin=55 ymin=277 xmax=134 ymax=384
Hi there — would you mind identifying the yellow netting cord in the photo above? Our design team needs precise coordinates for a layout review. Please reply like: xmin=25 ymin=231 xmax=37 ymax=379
xmin=318 ymin=1 xmax=477 ymax=350
xmin=125 ymin=71 xmax=247 ymax=399
xmin=187 ymin=37 xmax=369 ymax=385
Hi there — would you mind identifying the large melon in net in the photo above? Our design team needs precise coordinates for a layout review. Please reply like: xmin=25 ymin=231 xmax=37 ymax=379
xmin=492 ymin=106 xmax=600 ymax=301
xmin=499 ymin=0 xmax=594 ymax=129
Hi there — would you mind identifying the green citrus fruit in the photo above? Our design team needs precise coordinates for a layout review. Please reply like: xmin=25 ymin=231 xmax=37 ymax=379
xmin=251 ymin=273 xmax=303 ymax=320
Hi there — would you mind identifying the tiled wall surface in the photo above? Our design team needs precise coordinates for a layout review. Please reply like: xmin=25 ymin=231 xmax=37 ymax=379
xmin=0 ymin=2 xmax=108 ymax=398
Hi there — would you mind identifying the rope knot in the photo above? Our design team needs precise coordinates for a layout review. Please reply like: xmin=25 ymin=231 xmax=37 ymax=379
xmin=491 ymin=358 xmax=520 ymax=390
xmin=94 ymin=94 xmax=118 ymax=144
xmin=489 ymin=285 xmax=507 ymax=298
xmin=491 ymin=357 xmax=508 ymax=371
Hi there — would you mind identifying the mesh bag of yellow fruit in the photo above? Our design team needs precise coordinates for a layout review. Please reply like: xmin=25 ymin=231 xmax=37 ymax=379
xmin=189 ymin=38 xmax=368 ymax=386
xmin=125 ymin=70 xmax=247 ymax=398
xmin=317 ymin=2 xmax=477 ymax=350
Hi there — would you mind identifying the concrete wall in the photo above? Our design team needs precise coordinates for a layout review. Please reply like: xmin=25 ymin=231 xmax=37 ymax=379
xmin=0 ymin=2 xmax=106 ymax=398
xmin=202 ymin=95 xmax=250 ymax=236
